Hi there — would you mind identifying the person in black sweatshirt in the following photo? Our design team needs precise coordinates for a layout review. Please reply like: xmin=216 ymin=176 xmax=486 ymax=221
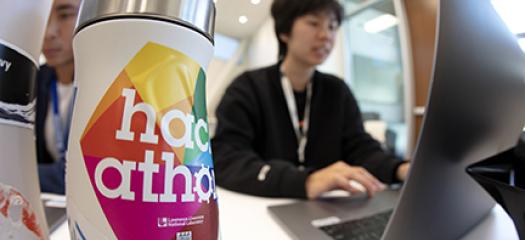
xmin=212 ymin=0 xmax=410 ymax=199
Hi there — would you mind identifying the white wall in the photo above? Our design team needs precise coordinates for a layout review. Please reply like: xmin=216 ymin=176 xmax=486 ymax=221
xmin=206 ymin=40 xmax=248 ymax=116
xmin=205 ymin=39 xmax=249 ymax=136
xmin=246 ymin=18 xmax=278 ymax=70
xmin=206 ymin=58 xmax=227 ymax=110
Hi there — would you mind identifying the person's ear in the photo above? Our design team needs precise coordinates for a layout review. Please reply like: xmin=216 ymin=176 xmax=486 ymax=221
xmin=279 ymin=33 xmax=290 ymax=44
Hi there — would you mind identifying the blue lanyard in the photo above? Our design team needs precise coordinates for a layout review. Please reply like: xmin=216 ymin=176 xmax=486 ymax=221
xmin=50 ymin=79 xmax=76 ymax=160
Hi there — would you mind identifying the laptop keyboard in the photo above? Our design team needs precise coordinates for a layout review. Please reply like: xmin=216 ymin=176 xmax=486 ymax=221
xmin=319 ymin=209 xmax=393 ymax=240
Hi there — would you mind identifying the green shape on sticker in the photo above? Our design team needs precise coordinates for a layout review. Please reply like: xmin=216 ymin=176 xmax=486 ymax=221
xmin=184 ymin=69 xmax=210 ymax=165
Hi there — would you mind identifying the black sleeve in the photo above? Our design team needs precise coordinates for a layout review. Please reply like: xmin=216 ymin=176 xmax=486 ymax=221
xmin=340 ymin=85 xmax=403 ymax=184
xmin=212 ymin=73 xmax=310 ymax=198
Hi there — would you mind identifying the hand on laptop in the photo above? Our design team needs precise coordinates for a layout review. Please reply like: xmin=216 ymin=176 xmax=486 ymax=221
xmin=305 ymin=161 xmax=386 ymax=199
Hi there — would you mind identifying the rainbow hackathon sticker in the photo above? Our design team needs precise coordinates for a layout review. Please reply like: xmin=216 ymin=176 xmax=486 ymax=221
xmin=79 ymin=42 xmax=219 ymax=239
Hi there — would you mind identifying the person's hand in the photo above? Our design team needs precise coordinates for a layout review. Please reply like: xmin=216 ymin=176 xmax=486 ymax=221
xmin=396 ymin=162 xmax=410 ymax=182
xmin=305 ymin=161 xmax=386 ymax=199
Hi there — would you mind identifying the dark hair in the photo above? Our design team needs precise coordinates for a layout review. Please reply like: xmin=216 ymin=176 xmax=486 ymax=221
xmin=271 ymin=0 xmax=345 ymax=61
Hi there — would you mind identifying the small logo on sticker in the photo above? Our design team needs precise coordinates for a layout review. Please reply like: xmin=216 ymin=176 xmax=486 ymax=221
xmin=176 ymin=231 xmax=192 ymax=240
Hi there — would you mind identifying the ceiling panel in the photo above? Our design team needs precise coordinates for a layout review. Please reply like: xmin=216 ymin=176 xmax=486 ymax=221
xmin=214 ymin=0 xmax=272 ymax=39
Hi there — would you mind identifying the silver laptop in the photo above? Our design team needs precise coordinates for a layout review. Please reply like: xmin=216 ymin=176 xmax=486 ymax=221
xmin=268 ymin=0 xmax=525 ymax=239
xmin=269 ymin=189 xmax=399 ymax=240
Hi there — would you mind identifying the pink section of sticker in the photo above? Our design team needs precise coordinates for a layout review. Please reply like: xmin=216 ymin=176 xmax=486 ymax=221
xmin=83 ymin=155 xmax=209 ymax=239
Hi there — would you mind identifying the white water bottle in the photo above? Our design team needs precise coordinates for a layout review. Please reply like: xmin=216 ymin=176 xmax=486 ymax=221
xmin=67 ymin=0 xmax=219 ymax=239
xmin=0 ymin=0 xmax=53 ymax=240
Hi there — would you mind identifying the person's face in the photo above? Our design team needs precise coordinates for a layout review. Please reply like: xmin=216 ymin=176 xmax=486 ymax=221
xmin=43 ymin=0 xmax=80 ymax=68
xmin=280 ymin=11 xmax=339 ymax=67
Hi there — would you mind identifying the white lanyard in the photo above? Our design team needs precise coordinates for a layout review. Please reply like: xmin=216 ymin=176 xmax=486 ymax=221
xmin=50 ymin=79 xmax=76 ymax=160
xmin=280 ymin=74 xmax=313 ymax=163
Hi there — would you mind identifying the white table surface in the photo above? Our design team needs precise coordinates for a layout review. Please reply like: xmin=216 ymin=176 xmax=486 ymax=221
xmin=50 ymin=187 xmax=519 ymax=240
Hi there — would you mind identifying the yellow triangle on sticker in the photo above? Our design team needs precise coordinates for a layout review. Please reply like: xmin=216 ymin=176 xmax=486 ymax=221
xmin=124 ymin=42 xmax=201 ymax=113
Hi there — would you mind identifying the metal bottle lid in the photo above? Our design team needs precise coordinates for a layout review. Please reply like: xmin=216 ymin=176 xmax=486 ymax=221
xmin=76 ymin=0 xmax=215 ymax=42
